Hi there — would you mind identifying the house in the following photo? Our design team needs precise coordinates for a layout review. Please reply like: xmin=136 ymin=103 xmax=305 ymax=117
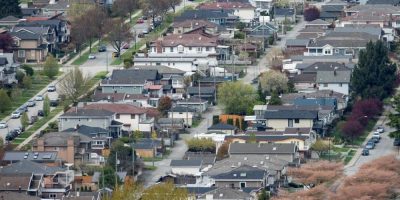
xmin=42 ymin=0 xmax=71 ymax=17
xmin=228 ymin=143 xmax=299 ymax=163
xmin=211 ymin=165 xmax=267 ymax=188
xmin=157 ymin=118 xmax=185 ymax=131
xmin=184 ymin=152 xmax=216 ymax=166
xmin=82 ymin=103 xmax=154 ymax=132
xmin=170 ymin=160 xmax=202 ymax=176
xmin=281 ymin=90 xmax=349 ymax=111
xmin=0 ymin=53 xmax=18 ymax=86
xmin=296 ymin=27 xmax=326 ymax=39
xmin=130 ymin=65 xmax=186 ymax=77
xmin=168 ymin=106 xmax=196 ymax=127
xmin=177 ymin=97 xmax=209 ymax=113
xmin=208 ymin=123 xmax=237 ymax=135
xmin=0 ymin=16 xmax=21 ymax=27
xmin=341 ymin=5 xmax=400 ymax=28
xmin=320 ymin=4 xmax=345 ymax=22
xmin=305 ymin=19 xmax=331 ymax=29
xmin=261 ymin=110 xmax=318 ymax=131
xmin=100 ymin=69 xmax=159 ymax=94
xmin=175 ymin=10 xmax=239 ymax=27
xmin=32 ymin=130 xmax=108 ymax=165
xmin=316 ymin=70 xmax=351 ymax=95
xmin=366 ymin=0 xmax=400 ymax=5
xmin=249 ymin=0 xmax=273 ymax=10
xmin=10 ymin=30 xmax=48 ymax=63
xmin=11 ymin=25 xmax=56 ymax=53
xmin=247 ymin=23 xmax=278 ymax=45
xmin=172 ymin=19 xmax=218 ymax=34
xmin=133 ymin=139 xmax=162 ymax=158
xmin=21 ymin=19 xmax=71 ymax=45
xmin=2 ymin=151 xmax=58 ymax=164
xmin=197 ymin=187 xmax=253 ymax=200
xmin=289 ymin=73 xmax=316 ymax=92
xmin=198 ymin=2 xmax=256 ymax=23
xmin=187 ymin=86 xmax=216 ymax=103
xmin=273 ymin=8 xmax=295 ymax=24
xmin=285 ymin=39 xmax=309 ymax=52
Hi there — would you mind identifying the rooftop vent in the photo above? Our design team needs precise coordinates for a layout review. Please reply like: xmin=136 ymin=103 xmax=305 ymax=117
xmin=233 ymin=173 xmax=237 ymax=177
xmin=240 ymin=173 xmax=246 ymax=177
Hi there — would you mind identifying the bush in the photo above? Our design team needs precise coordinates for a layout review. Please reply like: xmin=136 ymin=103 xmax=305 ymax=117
xmin=21 ymin=64 xmax=34 ymax=76
xmin=234 ymin=31 xmax=245 ymax=39
xmin=187 ymin=138 xmax=215 ymax=153
xmin=304 ymin=6 xmax=320 ymax=21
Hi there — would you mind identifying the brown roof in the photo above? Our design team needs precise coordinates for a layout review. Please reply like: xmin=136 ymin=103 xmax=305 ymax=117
xmin=198 ymin=2 xmax=255 ymax=9
xmin=172 ymin=19 xmax=217 ymax=28
xmin=84 ymin=103 xmax=147 ymax=115
xmin=0 ymin=174 xmax=31 ymax=190
xmin=152 ymin=33 xmax=217 ymax=47
xmin=145 ymin=107 xmax=161 ymax=118
xmin=124 ymin=94 xmax=149 ymax=100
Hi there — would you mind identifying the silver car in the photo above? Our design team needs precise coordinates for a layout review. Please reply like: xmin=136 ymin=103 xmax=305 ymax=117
xmin=0 ymin=122 xmax=7 ymax=129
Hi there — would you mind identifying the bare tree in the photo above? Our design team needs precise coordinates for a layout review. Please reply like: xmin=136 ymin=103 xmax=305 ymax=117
xmin=140 ymin=0 xmax=169 ymax=25
xmin=106 ymin=19 xmax=133 ymax=55
xmin=113 ymin=0 xmax=138 ymax=22
xmin=165 ymin=0 xmax=181 ymax=13
xmin=59 ymin=67 xmax=90 ymax=103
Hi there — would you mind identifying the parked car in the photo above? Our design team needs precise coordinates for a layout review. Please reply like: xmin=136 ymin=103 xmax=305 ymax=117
xmin=50 ymin=99 xmax=59 ymax=107
xmin=122 ymin=43 xmax=130 ymax=49
xmin=18 ymin=105 xmax=28 ymax=113
xmin=98 ymin=45 xmax=107 ymax=52
xmin=372 ymin=132 xmax=381 ymax=140
xmin=394 ymin=138 xmax=400 ymax=146
xmin=11 ymin=111 xmax=21 ymax=119
xmin=136 ymin=18 xmax=144 ymax=24
xmin=361 ymin=148 xmax=370 ymax=156
xmin=47 ymin=85 xmax=56 ymax=92
xmin=365 ymin=142 xmax=375 ymax=149
xmin=142 ymin=16 xmax=148 ymax=20
xmin=88 ymin=54 xmax=96 ymax=59
xmin=0 ymin=122 xmax=7 ymax=129
xmin=142 ymin=29 xmax=149 ymax=34
xmin=35 ymin=95 xmax=44 ymax=101
xmin=27 ymin=100 xmax=36 ymax=107
xmin=138 ymin=33 xmax=145 ymax=38
xmin=5 ymin=133 xmax=14 ymax=141
xmin=369 ymin=137 xmax=379 ymax=143
xmin=29 ymin=116 xmax=38 ymax=125
xmin=38 ymin=110 xmax=44 ymax=117
xmin=376 ymin=126 xmax=385 ymax=133
xmin=112 ymin=52 xmax=120 ymax=58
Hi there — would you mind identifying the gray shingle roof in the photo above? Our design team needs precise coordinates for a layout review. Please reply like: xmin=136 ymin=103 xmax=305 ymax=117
xmin=63 ymin=125 xmax=109 ymax=136
xmin=286 ymin=39 xmax=310 ymax=46
xmin=0 ymin=57 xmax=8 ymax=66
xmin=158 ymin=118 xmax=184 ymax=124
xmin=187 ymin=86 xmax=215 ymax=95
xmin=321 ymin=5 xmax=345 ymax=12
xmin=169 ymin=106 xmax=196 ymax=113
xmin=229 ymin=143 xmax=296 ymax=154
xmin=101 ymin=69 xmax=158 ymax=85
xmin=170 ymin=159 xmax=202 ymax=167
xmin=289 ymin=73 xmax=316 ymax=83
xmin=62 ymin=109 xmax=114 ymax=117
xmin=129 ymin=65 xmax=185 ymax=75
xmin=316 ymin=70 xmax=351 ymax=83
xmin=175 ymin=10 xmax=232 ymax=22
xmin=208 ymin=123 xmax=237 ymax=130
xmin=366 ymin=0 xmax=400 ymax=5
xmin=32 ymin=131 xmax=92 ymax=147
xmin=212 ymin=165 xmax=265 ymax=180
xmin=307 ymin=32 xmax=377 ymax=48
xmin=3 ymin=151 xmax=58 ymax=162
xmin=334 ymin=25 xmax=382 ymax=37
xmin=10 ymin=30 xmax=39 ymax=40
xmin=184 ymin=152 xmax=216 ymax=165
xmin=307 ymin=19 xmax=330 ymax=25
xmin=264 ymin=110 xmax=318 ymax=119
xmin=274 ymin=8 xmax=294 ymax=16
xmin=0 ymin=16 xmax=20 ymax=22
xmin=225 ymin=134 xmax=310 ymax=142
xmin=198 ymin=187 xmax=252 ymax=200
xmin=0 ymin=160 xmax=64 ymax=174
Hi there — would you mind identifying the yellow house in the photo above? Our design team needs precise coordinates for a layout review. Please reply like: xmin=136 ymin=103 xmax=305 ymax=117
xmin=11 ymin=30 xmax=48 ymax=63
xmin=264 ymin=110 xmax=317 ymax=131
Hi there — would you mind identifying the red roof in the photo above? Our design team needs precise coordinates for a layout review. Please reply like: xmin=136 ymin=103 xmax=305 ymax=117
xmin=198 ymin=2 xmax=255 ymax=10
xmin=145 ymin=85 xmax=163 ymax=90
xmin=25 ymin=16 xmax=51 ymax=22
xmin=84 ymin=103 xmax=147 ymax=115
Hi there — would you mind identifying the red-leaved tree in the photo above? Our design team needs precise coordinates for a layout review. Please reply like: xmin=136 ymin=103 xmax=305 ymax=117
xmin=304 ymin=6 xmax=320 ymax=22
xmin=0 ymin=33 xmax=13 ymax=53
xmin=352 ymin=98 xmax=382 ymax=118
xmin=341 ymin=120 xmax=364 ymax=142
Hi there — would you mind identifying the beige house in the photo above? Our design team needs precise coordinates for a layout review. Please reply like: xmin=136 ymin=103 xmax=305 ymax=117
xmin=263 ymin=110 xmax=317 ymax=131
xmin=172 ymin=19 xmax=218 ymax=34
xmin=11 ymin=30 xmax=48 ymax=63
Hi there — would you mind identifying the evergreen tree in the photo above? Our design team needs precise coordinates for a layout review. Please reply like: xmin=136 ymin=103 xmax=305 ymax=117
xmin=351 ymin=40 xmax=397 ymax=100
xmin=21 ymin=112 xmax=29 ymax=129
xmin=0 ymin=89 xmax=11 ymax=113
xmin=43 ymin=95 xmax=50 ymax=117
xmin=268 ymin=91 xmax=282 ymax=105
xmin=0 ymin=0 xmax=22 ymax=19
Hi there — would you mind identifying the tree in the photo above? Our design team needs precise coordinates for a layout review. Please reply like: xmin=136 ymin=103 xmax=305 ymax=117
xmin=311 ymin=139 xmax=330 ymax=157
xmin=186 ymin=138 xmax=215 ymax=153
xmin=268 ymin=91 xmax=282 ymax=105
xmin=43 ymin=55 xmax=59 ymax=79
xmin=110 ymin=179 xmax=143 ymax=200
xmin=21 ymin=64 xmax=34 ymax=76
xmin=259 ymin=70 xmax=288 ymax=94
xmin=22 ymin=75 xmax=32 ymax=89
xmin=43 ymin=95 xmax=50 ymax=117
xmin=0 ymin=89 xmax=11 ymax=113
xmin=140 ymin=0 xmax=169 ymax=25
xmin=0 ymin=33 xmax=14 ymax=53
xmin=218 ymin=81 xmax=257 ymax=115
xmin=15 ymin=70 xmax=25 ymax=84
xmin=141 ymin=181 xmax=188 ymax=200
xmin=351 ymin=40 xmax=397 ymax=100
xmin=107 ymin=140 xmax=134 ymax=175
xmin=113 ymin=0 xmax=138 ymax=20
xmin=157 ymin=96 xmax=172 ymax=115
xmin=0 ymin=0 xmax=22 ymax=19
xmin=107 ymin=18 xmax=133 ymax=56
xmin=99 ymin=166 xmax=119 ymax=189
xmin=67 ymin=2 xmax=94 ymax=20
xmin=236 ymin=22 xmax=246 ymax=31
xmin=166 ymin=0 xmax=181 ymax=13
xmin=20 ymin=112 xmax=29 ymax=129
xmin=266 ymin=48 xmax=284 ymax=70
xmin=216 ymin=141 xmax=230 ymax=160
xmin=388 ymin=94 xmax=400 ymax=141
xmin=341 ymin=120 xmax=364 ymax=143
xmin=151 ymin=130 xmax=157 ymax=139
xmin=274 ymin=0 xmax=290 ymax=8
xmin=133 ymin=130 xmax=143 ymax=142
xmin=304 ymin=6 xmax=320 ymax=21
xmin=58 ymin=67 xmax=90 ymax=103
xmin=258 ymin=189 xmax=269 ymax=200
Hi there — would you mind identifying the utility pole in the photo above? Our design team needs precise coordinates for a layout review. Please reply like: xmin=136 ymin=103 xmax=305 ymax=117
xmin=132 ymin=144 xmax=135 ymax=181
xmin=115 ymin=152 xmax=118 ymax=188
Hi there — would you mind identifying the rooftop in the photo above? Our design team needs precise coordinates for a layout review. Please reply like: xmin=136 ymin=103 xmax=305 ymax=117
xmin=101 ymin=69 xmax=158 ymax=85
xmin=198 ymin=2 xmax=255 ymax=9
xmin=62 ymin=108 xmax=114 ymax=117
xmin=212 ymin=165 xmax=265 ymax=180
xmin=129 ymin=65 xmax=185 ymax=75
xmin=208 ymin=123 xmax=237 ymax=130
xmin=83 ymin=103 xmax=147 ymax=115
xmin=0 ymin=160 xmax=64 ymax=175
xmin=307 ymin=19 xmax=331 ymax=25
xmin=229 ymin=143 xmax=297 ymax=154
xmin=316 ymin=70 xmax=351 ymax=83
xmin=169 ymin=106 xmax=196 ymax=113
xmin=172 ymin=19 xmax=217 ymax=28
xmin=198 ymin=187 xmax=252 ymax=199
xmin=170 ymin=159 xmax=202 ymax=167
xmin=3 ymin=151 xmax=57 ymax=162
xmin=151 ymin=33 xmax=217 ymax=47
xmin=264 ymin=110 xmax=318 ymax=119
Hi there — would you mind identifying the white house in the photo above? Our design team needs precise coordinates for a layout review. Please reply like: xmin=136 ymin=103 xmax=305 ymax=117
xmin=170 ymin=160 xmax=203 ymax=176
xmin=316 ymin=70 xmax=351 ymax=95
xmin=250 ymin=0 xmax=273 ymax=10
xmin=198 ymin=2 xmax=256 ymax=23
xmin=207 ymin=123 xmax=237 ymax=135
xmin=168 ymin=106 xmax=196 ymax=127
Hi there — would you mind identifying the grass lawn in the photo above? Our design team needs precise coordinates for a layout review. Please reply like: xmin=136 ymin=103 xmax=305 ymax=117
xmin=344 ymin=149 xmax=357 ymax=165
xmin=191 ymin=118 xmax=202 ymax=128
xmin=353 ymin=119 xmax=378 ymax=146
xmin=144 ymin=165 xmax=157 ymax=170
xmin=142 ymin=157 xmax=163 ymax=162
xmin=71 ymin=44 xmax=99 ymax=66
xmin=0 ymin=73 xmax=54 ymax=120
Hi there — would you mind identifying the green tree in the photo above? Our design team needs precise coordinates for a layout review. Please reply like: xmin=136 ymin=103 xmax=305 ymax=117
xmin=21 ymin=64 xmax=34 ymax=76
xmin=15 ymin=70 xmax=25 ymax=83
xmin=258 ymin=189 xmax=270 ymax=200
xmin=133 ymin=130 xmax=143 ymax=142
xmin=259 ymin=70 xmax=288 ymax=94
xmin=43 ymin=55 xmax=59 ymax=79
xmin=212 ymin=115 xmax=220 ymax=125
xmin=351 ymin=40 xmax=397 ymax=100
xmin=99 ymin=166 xmax=119 ymax=189
xmin=218 ymin=81 xmax=257 ymax=115
xmin=388 ymin=94 xmax=400 ymax=141
xmin=141 ymin=181 xmax=188 ymax=200
xmin=0 ymin=89 xmax=11 ymax=113
xmin=268 ymin=91 xmax=282 ymax=105
xmin=0 ymin=0 xmax=22 ymax=19
xmin=311 ymin=139 xmax=330 ymax=157
xmin=20 ymin=112 xmax=29 ymax=129
xmin=43 ymin=95 xmax=50 ymax=117
xmin=58 ymin=67 xmax=90 ymax=103
xmin=151 ymin=130 xmax=157 ymax=139
xmin=107 ymin=140 xmax=134 ymax=176
xmin=22 ymin=75 xmax=32 ymax=89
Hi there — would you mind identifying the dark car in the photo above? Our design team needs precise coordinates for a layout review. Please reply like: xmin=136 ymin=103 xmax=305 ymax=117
xmin=98 ymin=45 xmax=107 ymax=52
xmin=394 ymin=138 xmax=400 ymax=146
xmin=50 ymin=99 xmax=59 ymax=107
xmin=361 ymin=148 xmax=369 ymax=156
xmin=18 ymin=105 xmax=28 ymax=113
xmin=369 ymin=138 xmax=379 ymax=143
xmin=365 ymin=142 xmax=375 ymax=149
xmin=30 ymin=116 xmax=38 ymax=125
xmin=5 ymin=133 xmax=14 ymax=141
xmin=38 ymin=110 xmax=44 ymax=117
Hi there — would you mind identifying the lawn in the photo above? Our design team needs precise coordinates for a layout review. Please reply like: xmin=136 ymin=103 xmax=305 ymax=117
xmin=142 ymin=157 xmax=163 ymax=162
xmin=353 ymin=119 xmax=378 ymax=146
xmin=0 ymin=73 xmax=53 ymax=120
xmin=71 ymin=44 xmax=99 ymax=66
xmin=344 ymin=149 xmax=357 ymax=165
xmin=144 ymin=165 xmax=157 ymax=170
xmin=191 ymin=118 xmax=202 ymax=128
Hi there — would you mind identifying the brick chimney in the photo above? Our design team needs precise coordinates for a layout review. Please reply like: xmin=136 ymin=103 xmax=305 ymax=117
xmin=37 ymin=139 xmax=45 ymax=151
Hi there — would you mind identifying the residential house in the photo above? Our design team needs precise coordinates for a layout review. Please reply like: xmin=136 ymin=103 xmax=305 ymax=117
xmin=211 ymin=165 xmax=267 ymax=188
xmin=247 ymin=23 xmax=278 ymax=48
xmin=175 ymin=10 xmax=239 ymax=27
xmin=208 ymin=123 xmax=237 ymax=135
xmin=177 ymin=97 xmax=209 ymax=113
xmin=100 ymin=69 xmax=159 ymax=94
xmin=2 ymin=151 xmax=58 ymax=164
xmin=157 ymin=118 xmax=185 ymax=131
xmin=285 ymin=39 xmax=310 ymax=53
xmin=133 ymin=139 xmax=162 ymax=158
xmin=228 ymin=143 xmax=299 ymax=163
xmin=273 ymin=8 xmax=295 ymax=24
xmin=281 ymin=90 xmax=349 ymax=111
xmin=316 ymin=70 xmax=351 ymax=95
xmin=320 ymin=4 xmax=346 ymax=22
xmin=130 ymin=65 xmax=186 ymax=77
xmin=42 ymin=0 xmax=71 ymax=17
xmin=187 ymin=86 xmax=216 ymax=103
xmin=305 ymin=19 xmax=331 ymax=29
xmin=289 ymin=73 xmax=316 ymax=91
xmin=197 ymin=187 xmax=253 ymax=200
xmin=198 ymin=2 xmax=256 ymax=23
xmin=261 ymin=110 xmax=318 ymax=131
xmin=366 ymin=0 xmax=400 ymax=5
xmin=22 ymin=19 xmax=70 ymax=46
xmin=0 ymin=53 xmax=18 ymax=86
xmin=10 ymin=30 xmax=48 ymax=63
xmin=168 ymin=106 xmax=196 ymax=127
xmin=184 ymin=152 xmax=216 ymax=166
xmin=170 ymin=160 xmax=203 ymax=176
xmin=0 ymin=16 xmax=21 ymax=27
xmin=172 ymin=19 xmax=218 ymax=34
xmin=296 ymin=27 xmax=326 ymax=39
xmin=11 ymin=25 xmax=56 ymax=53
xmin=83 ymin=103 xmax=154 ymax=132
xmin=58 ymin=108 xmax=122 ymax=138
xmin=249 ymin=0 xmax=273 ymax=10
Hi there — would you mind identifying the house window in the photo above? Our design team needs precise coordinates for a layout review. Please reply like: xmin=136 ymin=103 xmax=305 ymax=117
xmin=206 ymin=47 xmax=210 ymax=51
xmin=170 ymin=47 xmax=173 ymax=52
xmin=323 ymin=83 xmax=328 ymax=87
xmin=345 ymin=49 xmax=354 ymax=55
xmin=49 ymin=194 xmax=57 ymax=198
xmin=240 ymin=182 xmax=246 ymax=188
xmin=339 ymin=83 xmax=343 ymax=87
xmin=162 ymin=48 xmax=165 ymax=52
xmin=156 ymin=62 xmax=161 ymax=65
xmin=18 ymin=50 xmax=25 ymax=58
xmin=288 ymin=119 xmax=294 ymax=127
xmin=294 ymin=119 xmax=300 ymax=123
xmin=116 ymin=114 xmax=120 ymax=119
xmin=324 ymin=49 xmax=331 ymax=55
xmin=197 ymin=47 xmax=202 ymax=52
xmin=335 ymin=49 xmax=339 ymax=53
xmin=131 ymin=114 xmax=135 ymax=119
xmin=189 ymin=47 xmax=192 ymax=50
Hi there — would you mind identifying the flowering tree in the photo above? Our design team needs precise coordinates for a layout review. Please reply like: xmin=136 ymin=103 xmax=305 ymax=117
xmin=341 ymin=120 xmax=364 ymax=143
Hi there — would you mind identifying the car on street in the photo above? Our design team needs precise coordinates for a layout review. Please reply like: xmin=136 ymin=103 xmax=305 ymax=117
xmin=29 ymin=116 xmax=38 ymax=125
xmin=372 ymin=132 xmax=381 ymax=140
xmin=142 ymin=29 xmax=149 ymax=34
xmin=112 ymin=52 xmax=120 ymax=58
xmin=88 ymin=54 xmax=96 ymax=59
xmin=0 ymin=122 xmax=7 ymax=129
xmin=122 ymin=43 xmax=130 ymax=49
xmin=38 ymin=110 xmax=44 ymax=117
xmin=50 ymin=99 xmax=59 ymax=107
xmin=27 ymin=100 xmax=36 ymax=107
xmin=394 ymin=138 xmax=400 ymax=146
xmin=376 ymin=126 xmax=385 ymax=133
xmin=365 ymin=141 xmax=375 ymax=149
xmin=47 ymin=85 xmax=56 ymax=92
xmin=18 ymin=105 xmax=28 ymax=113
xmin=136 ymin=18 xmax=144 ymax=24
xmin=35 ymin=95 xmax=44 ymax=101
xmin=361 ymin=148 xmax=370 ymax=156
xmin=5 ymin=133 xmax=15 ymax=141
xmin=11 ymin=111 xmax=21 ymax=119
xmin=98 ymin=45 xmax=107 ymax=52
xmin=369 ymin=137 xmax=379 ymax=143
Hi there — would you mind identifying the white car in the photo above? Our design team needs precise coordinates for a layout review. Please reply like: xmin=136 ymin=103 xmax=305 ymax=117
xmin=376 ymin=126 xmax=384 ymax=133
xmin=88 ymin=54 xmax=96 ymax=59
xmin=11 ymin=111 xmax=21 ymax=119
xmin=0 ymin=122 xmax=7 ymax=129
xmin=35 ymin=95 xmax=44 ymax=101
xmin=372 ymin=132 xmax=381 ymax=140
